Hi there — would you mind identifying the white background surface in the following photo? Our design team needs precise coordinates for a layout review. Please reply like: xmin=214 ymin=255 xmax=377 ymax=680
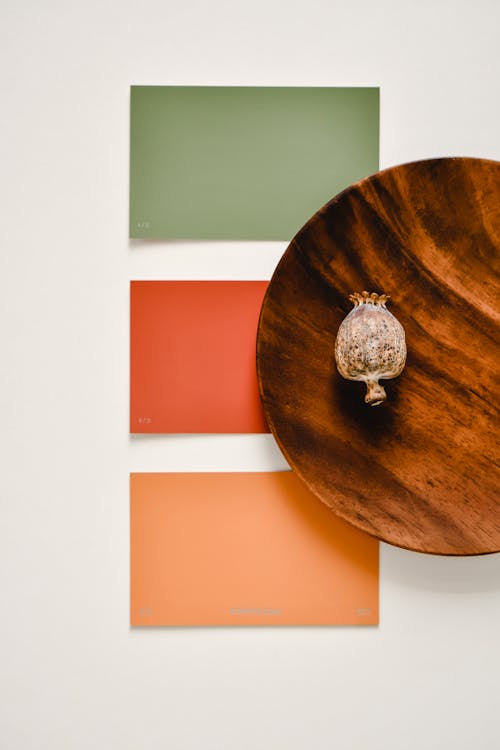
xmin=2 ymin=1 xmax=500 ymax=748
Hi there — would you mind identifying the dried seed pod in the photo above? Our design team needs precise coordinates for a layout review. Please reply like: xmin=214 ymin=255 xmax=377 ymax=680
xmin=334 ymin=291 xmax=406 ymax=406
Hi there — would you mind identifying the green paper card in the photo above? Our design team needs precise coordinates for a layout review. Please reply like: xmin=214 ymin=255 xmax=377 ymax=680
xmin=130 ymin=86 xmax=379 ymax=241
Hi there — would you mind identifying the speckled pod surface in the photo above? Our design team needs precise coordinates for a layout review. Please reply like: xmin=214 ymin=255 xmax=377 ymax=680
xmin=335 ymin=292 xmax=406 ymax=405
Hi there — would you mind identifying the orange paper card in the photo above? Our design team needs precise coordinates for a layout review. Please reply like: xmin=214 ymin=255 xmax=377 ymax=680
xmin=130 ymin=472 xmax=379 ymax=626
xmin=130 ymin=281 xmax=269 ymax=433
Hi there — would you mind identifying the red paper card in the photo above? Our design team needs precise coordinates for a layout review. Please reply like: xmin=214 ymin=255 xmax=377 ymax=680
xmin=130 ymin=281 xmax=269 ymax=433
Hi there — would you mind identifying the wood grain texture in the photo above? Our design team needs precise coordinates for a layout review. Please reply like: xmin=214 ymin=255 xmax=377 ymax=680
xmin=257 ymin=157 xmax=500 ymax=555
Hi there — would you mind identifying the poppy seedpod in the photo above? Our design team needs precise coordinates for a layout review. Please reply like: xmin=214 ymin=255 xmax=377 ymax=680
xmin=335 ymin=291 xmax=407 ymax=406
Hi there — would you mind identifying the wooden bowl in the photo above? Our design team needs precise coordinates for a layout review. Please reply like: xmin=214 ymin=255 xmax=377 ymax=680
xmin=257 ymin=157 xmax=500 ymax=555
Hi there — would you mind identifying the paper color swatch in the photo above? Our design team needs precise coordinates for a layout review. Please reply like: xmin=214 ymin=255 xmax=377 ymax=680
xmin=130 ymin=472 xmax=379 ymax=626
xmin=130 ymin=281 xmax=269 ymax=433
xmin=130 ymin=86 xmax=379 ymax=240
